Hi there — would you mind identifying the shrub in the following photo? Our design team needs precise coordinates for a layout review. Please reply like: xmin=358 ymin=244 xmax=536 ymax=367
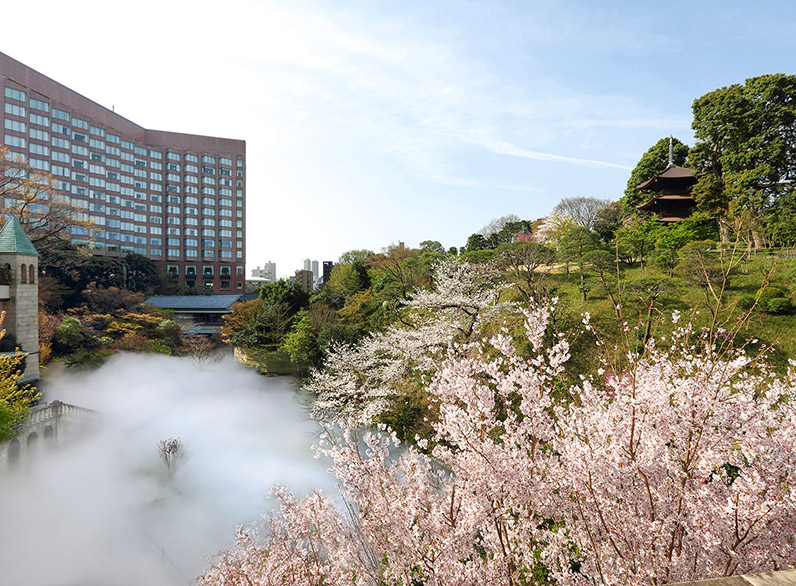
xmin=64 ymin=348 xmax=113 ymax=369
xmin=766 ymin=296 xmax=794 ymax=314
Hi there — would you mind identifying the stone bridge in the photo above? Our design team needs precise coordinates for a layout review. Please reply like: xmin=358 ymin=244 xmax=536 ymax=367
xmin=0 ymin=400 xmax=99 ymax=471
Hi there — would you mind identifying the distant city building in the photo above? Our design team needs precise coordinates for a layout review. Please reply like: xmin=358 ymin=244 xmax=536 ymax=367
xmin=244 ymin=276 xmax=267 ymax=293
xmin=0 ymin=51 xmax=246 ymax=293
xmin=294 ymin=269 xmax=313 ymax=293
xmin=322 ymin=261 xmax=333 ymax=285
xmin=311 ymin=260 xmax=319 ymax=283
xmin=302 ymin=258 xmax=312 ymax=273
xmin=251 ymin=261 xmax=276 ymax=282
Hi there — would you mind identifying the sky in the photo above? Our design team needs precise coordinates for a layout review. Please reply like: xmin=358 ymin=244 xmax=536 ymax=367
xmin=3 ymin=0 xmax=796 ymax=277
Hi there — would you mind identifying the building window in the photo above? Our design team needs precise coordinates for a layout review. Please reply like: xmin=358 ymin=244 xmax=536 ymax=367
xmin=203 ymin=280 xmax=214 ymax=290
xmin=4 ymin=134 xmax=26 ymax=149
xmin=203 ymin=266 xmax=213 ymax=276
xmin=5 ymin=103 xmax=26 ymax=117
xmin=4 ymin=87 xmax=27 ymax=102
xmin=52 ymin=108 xmax=70 ymax=122
xmin=167 ymin=265 xmax=179 ymax=276
xmin=30 ymin=113 xmax=49 ymax=127
xmin=4 ymin=119 xmax=26 ymax=133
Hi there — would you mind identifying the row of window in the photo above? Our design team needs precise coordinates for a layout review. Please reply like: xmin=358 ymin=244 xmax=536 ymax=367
xmin=167 ymin=265 xmax=244 ymax=276
xmin=5 ymin=91 xmax=243 ymax=170
xmin=6 ymin=143 xmax=242 ymax=181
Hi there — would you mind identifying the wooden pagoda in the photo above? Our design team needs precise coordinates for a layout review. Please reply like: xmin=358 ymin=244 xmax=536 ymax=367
xmin=634 ymin=140 xmax=698 ymax=222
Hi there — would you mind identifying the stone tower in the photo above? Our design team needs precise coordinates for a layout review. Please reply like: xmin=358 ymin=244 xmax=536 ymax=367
xmin=0 ymin=216 xmax=39 ymax=382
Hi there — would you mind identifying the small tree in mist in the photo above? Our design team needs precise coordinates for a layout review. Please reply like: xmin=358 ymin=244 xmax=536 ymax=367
xmin=157 ymin=437 xmax=188 ymax=477
xmin=186 ymin=336 xmax=223 ymax=366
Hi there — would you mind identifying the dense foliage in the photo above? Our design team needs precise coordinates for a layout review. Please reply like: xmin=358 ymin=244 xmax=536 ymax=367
xmin=203 ymin=284 xmax=796 ymax=585
xmin=0 ymin=312 xmax=38 ymax=440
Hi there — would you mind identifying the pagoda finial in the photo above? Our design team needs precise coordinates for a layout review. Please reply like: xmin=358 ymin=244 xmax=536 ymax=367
xmin=668 ymin=136 xmax=674 ymax=167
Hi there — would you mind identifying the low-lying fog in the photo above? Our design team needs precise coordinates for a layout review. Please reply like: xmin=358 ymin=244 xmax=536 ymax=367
xmin=0 ymin=352 xmax=336 ymax=586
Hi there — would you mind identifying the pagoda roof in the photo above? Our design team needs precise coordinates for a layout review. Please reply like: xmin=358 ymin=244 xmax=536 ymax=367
xmin=637 ymin=165 xmax=697 ymax=191
xmin=0 ymin=216 xmax=39 ymax=257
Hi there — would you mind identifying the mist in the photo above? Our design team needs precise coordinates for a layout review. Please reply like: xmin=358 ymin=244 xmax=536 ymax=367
xmin=0 ymin=352 xmax=336 ymax=586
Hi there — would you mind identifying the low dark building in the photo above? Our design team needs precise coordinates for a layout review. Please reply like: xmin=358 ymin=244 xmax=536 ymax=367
xmin=145 ymin=294 xmax=257 ymax=335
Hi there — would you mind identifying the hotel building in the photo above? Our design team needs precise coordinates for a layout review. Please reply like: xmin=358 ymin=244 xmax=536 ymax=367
xmin=1 ymin=51 xmax=246 ymax=293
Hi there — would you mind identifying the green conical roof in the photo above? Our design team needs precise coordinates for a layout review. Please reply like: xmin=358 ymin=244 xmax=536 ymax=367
xmin=0 ymin=216 xmax=39 ymax=257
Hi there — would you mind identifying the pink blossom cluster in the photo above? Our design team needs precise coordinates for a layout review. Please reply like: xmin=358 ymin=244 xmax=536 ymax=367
xmin=202 ymin=284 xmax=796 ymax=585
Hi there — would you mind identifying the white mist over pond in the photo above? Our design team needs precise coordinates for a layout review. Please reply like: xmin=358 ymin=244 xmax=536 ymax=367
xmin=0 ymin=352 xmax=335 ymax=586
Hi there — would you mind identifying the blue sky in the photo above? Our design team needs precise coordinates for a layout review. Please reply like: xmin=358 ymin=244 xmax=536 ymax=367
xmin=4 ymin=0 xmax=796 ymax=277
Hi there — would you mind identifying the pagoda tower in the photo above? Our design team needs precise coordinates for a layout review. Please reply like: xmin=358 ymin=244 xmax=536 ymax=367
xmin=635 ymin=139 xmax=698 ymax=222
xmin=0 ymin=216 xmax=39 ymax=382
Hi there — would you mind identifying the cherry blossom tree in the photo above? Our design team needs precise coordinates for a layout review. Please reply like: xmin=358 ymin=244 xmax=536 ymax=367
xmin=308 ymin=259 xmax=514 ymax=424
xmin=202 ymin=296 xmax=796 ymax=585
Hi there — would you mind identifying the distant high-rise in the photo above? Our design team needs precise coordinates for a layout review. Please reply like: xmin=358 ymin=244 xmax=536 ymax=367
xmin=322 ymin=261 xmax=333 ymax=285
xmin=311 ymin=259 xmax=319 ymax=282
xmin=295 ymin=269 xmax=313 ymax=293
xmin=0 ymin=51 xmax=246 ymax=293
xmin=251 ymin=261 xmax=276 ymax=282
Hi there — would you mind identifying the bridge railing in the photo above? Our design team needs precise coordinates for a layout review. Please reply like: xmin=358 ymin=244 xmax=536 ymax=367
xmin=26 ymin=400 xmax=98 ymax=425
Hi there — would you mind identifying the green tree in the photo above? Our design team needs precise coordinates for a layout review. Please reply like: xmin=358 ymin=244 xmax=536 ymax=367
xmin=0 ymin=314 xmax=39 ymax=440
xmin=485 ymin=220 xmax=532 ymax=248
xmin=624 ymin=275 xmax=677 ymax=351
xmin=653 ymin=217 xmax=716 ymax=276
xmin=614 ymin=216 xmax=662 ymax=268
xmin=583 ymin=249 xmax=622 ymax=322
xmin=592 ymin=200 xmax=624 ymax=242
xmin=557 ymin=225 xmax=598 ymax=301
xmin=495 ymin=241 xmax=556 ymax=302
xmin=228 ymin=301 xmax=292 ymax=349
xmin=259 ymin=279 xmax=311 ymax=314
xmin=464 ymin=233 xmax=488 ymax=252
xmin=338 ymin=249 xmax=374 ymax=264
xmin=325 ymin=263 xmax=370 ymax=306
xmin=767 ymin=188 xmax=796 ymax=246
xmin=125 ymin=253 xmax=164 ymax=293
xmin=419 ymin=240 xmax=445 ymax=254
xmin=622 ymin=137 xmax=690 ymax=213
xmin=690 ymin=74 xmax=796 ymax=245
xmin=368 ymin=243 xmax=424 ymax=300
xmin=280 ymin=309 xmax=321 ymax=376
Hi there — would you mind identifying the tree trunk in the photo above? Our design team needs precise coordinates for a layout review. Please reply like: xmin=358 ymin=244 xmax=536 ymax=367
xmin=719 ymin=218 xmax=730 ymax=244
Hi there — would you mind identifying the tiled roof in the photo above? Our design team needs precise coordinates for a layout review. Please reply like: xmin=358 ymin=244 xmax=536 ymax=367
xmin=145 ymin=294 xmax=245 ymax=311
xmin=0 ymin=216 xmax=39 ymax=257
xmin=637 ymin=165 xmax=697 ymax=190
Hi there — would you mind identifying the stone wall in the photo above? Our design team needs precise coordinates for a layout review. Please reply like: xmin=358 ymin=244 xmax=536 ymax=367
xmin=0 ymin=254 xmax=39 ymax=380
